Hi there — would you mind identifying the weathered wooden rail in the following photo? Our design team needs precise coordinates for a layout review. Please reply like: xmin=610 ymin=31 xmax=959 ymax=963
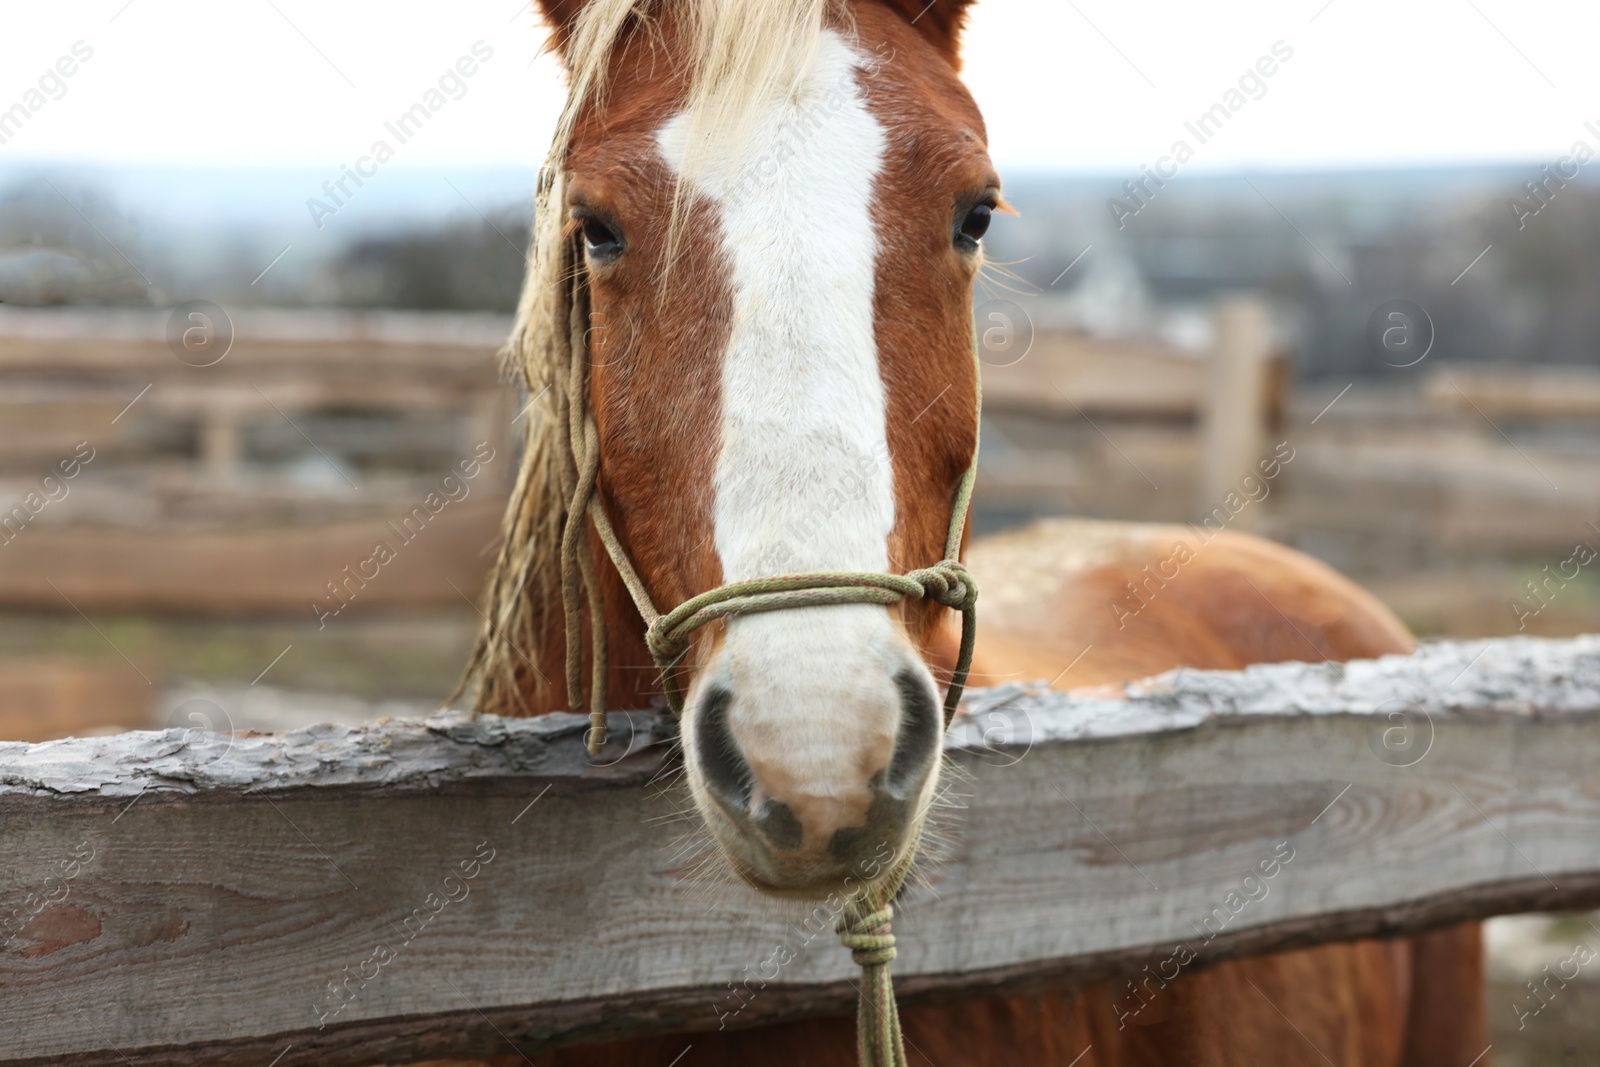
xmin=3 ymin=635 xmax=1599 ymax=1065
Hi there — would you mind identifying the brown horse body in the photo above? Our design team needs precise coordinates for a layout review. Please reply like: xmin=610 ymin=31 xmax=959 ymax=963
xmin=463 ymin=521 xmax=1485 ymax=1066
xmin=449 ymin=1 xmax=1486 ymax=1061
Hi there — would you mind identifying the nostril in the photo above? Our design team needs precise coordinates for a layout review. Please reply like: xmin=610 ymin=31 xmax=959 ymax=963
xmin=886 ymin=671 xmax=941 ymax=798
xmin=695 ymin=686 xmax=754 ymax=810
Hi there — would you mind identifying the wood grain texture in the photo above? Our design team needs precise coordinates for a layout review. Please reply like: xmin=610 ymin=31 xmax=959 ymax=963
xmin=2 ymin=635 xmax=1599 ymax=1066
xmin=0 ymin=500 xmax=504 ymax=615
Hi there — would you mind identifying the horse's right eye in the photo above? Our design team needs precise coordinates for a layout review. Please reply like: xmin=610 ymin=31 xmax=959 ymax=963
xmin=579 ymin=214 xmax=624 ymax=260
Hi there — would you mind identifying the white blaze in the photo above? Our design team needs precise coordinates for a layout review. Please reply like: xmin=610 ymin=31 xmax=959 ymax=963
xmin=657 ymin=30 xmax=893 ymax=584
xmin=658 ymin=32 xmax=916 ymax=791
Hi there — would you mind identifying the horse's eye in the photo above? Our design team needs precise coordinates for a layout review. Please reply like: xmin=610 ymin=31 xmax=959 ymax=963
xmin=580 ymin=215 xmax=624 ymax=260
xmin=955 ymin=201 xmax=993 ymax=251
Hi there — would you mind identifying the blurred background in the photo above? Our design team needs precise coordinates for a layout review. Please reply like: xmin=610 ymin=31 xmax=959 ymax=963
xmin=3 ymin=0 xmax=1599 ymax=1058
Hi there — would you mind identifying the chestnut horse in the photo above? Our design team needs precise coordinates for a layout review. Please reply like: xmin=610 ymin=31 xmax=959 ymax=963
xmin=455 ymin=0 xmax=1486 ymax=1062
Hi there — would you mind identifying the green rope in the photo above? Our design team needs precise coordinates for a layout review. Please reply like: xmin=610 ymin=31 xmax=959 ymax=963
xmin=836 ymin=835 xmax=921 ymax=1067
xmin=643 ymin=561 xmax=977 ymax=716
xmin=555 ymin=235 xmax=981 ymax=1066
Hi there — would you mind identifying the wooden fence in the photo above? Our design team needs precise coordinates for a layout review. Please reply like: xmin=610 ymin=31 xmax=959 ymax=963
xmin=0 ymin=306 xmax=513 ymax=616
xmin=3 ymin=635 xmax=1599 ymax=1065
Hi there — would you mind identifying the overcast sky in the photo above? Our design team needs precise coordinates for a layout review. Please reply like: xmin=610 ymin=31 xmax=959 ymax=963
xmin=3 ymin=0 xmax=1597 ymax=176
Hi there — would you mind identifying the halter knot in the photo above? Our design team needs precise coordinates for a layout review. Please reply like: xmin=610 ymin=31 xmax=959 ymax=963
xmin=905 ymin=559 xmax=978 ymax=612
xmin=644 ymin=615 xmax=687 ymax=663
xmin=837 ymin=904 xmax=897 ymax=968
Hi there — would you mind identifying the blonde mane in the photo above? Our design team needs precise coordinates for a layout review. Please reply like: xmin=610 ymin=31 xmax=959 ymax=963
xmin=460 ymin=0 xmax=852 ymax=714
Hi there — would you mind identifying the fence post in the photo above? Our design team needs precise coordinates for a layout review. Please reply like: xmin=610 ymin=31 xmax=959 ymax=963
xmin=201 ymin=407 xmax=243 ymax=483
xmin=1198 ymin=295 xmax=1271 ymax=526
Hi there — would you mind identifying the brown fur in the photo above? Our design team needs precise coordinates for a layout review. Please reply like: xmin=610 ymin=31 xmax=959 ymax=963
xmin=960 ymin=519 xmax=1417 ymax=687
xmin=871 ymin=0 xmax=974 ymax=66
xmin=864 ymin=0 xmax=987 ymax=660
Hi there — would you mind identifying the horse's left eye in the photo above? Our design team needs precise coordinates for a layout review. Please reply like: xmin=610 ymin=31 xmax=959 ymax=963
xmin=955 ymin=201 xmax=993 ymax=251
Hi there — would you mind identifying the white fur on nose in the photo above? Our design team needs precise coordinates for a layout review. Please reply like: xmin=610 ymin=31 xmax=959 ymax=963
xmin=658 ymin=32 xmax=917 ymax=831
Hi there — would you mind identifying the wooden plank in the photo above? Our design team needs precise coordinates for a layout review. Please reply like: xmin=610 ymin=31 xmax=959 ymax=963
xmin=978 ymin=329 xmax=1287 ymax=423
xmin=0 ymin=500 xmax=504 ymax=615
xmin=981 ymin=333 xmax=1207 ymax=418
xmin=2 ymin=635 xmax=1599 ymax=1065
xmin=1425 ymin=366 xmax=1600 ymax=420
xmin=0 ymin=307 xmax=512 ymax=371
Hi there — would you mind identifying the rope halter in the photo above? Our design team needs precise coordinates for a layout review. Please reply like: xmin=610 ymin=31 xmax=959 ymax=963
xmin=642 ymin=560 xmax=978 ymax=716
xmin=552 ymin=239 xmax=980 ymax=1067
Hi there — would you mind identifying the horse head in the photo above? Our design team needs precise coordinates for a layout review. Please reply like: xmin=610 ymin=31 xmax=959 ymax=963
xmin=475 ymin=0 xmax=997 ymax=900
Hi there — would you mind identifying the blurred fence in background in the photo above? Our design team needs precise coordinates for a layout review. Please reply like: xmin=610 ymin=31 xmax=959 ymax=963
xmin=0 ymin=305 xmax=515 ymax=741
xmin=8 ymin=291 xmax=1600 ymax=745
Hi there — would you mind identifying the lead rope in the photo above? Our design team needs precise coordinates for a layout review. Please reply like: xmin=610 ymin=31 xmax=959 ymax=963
xmin=837 ymin=831 xmax=922 ymax=1067
xmin=555 ymin=238 xmax=980 ymax=1066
